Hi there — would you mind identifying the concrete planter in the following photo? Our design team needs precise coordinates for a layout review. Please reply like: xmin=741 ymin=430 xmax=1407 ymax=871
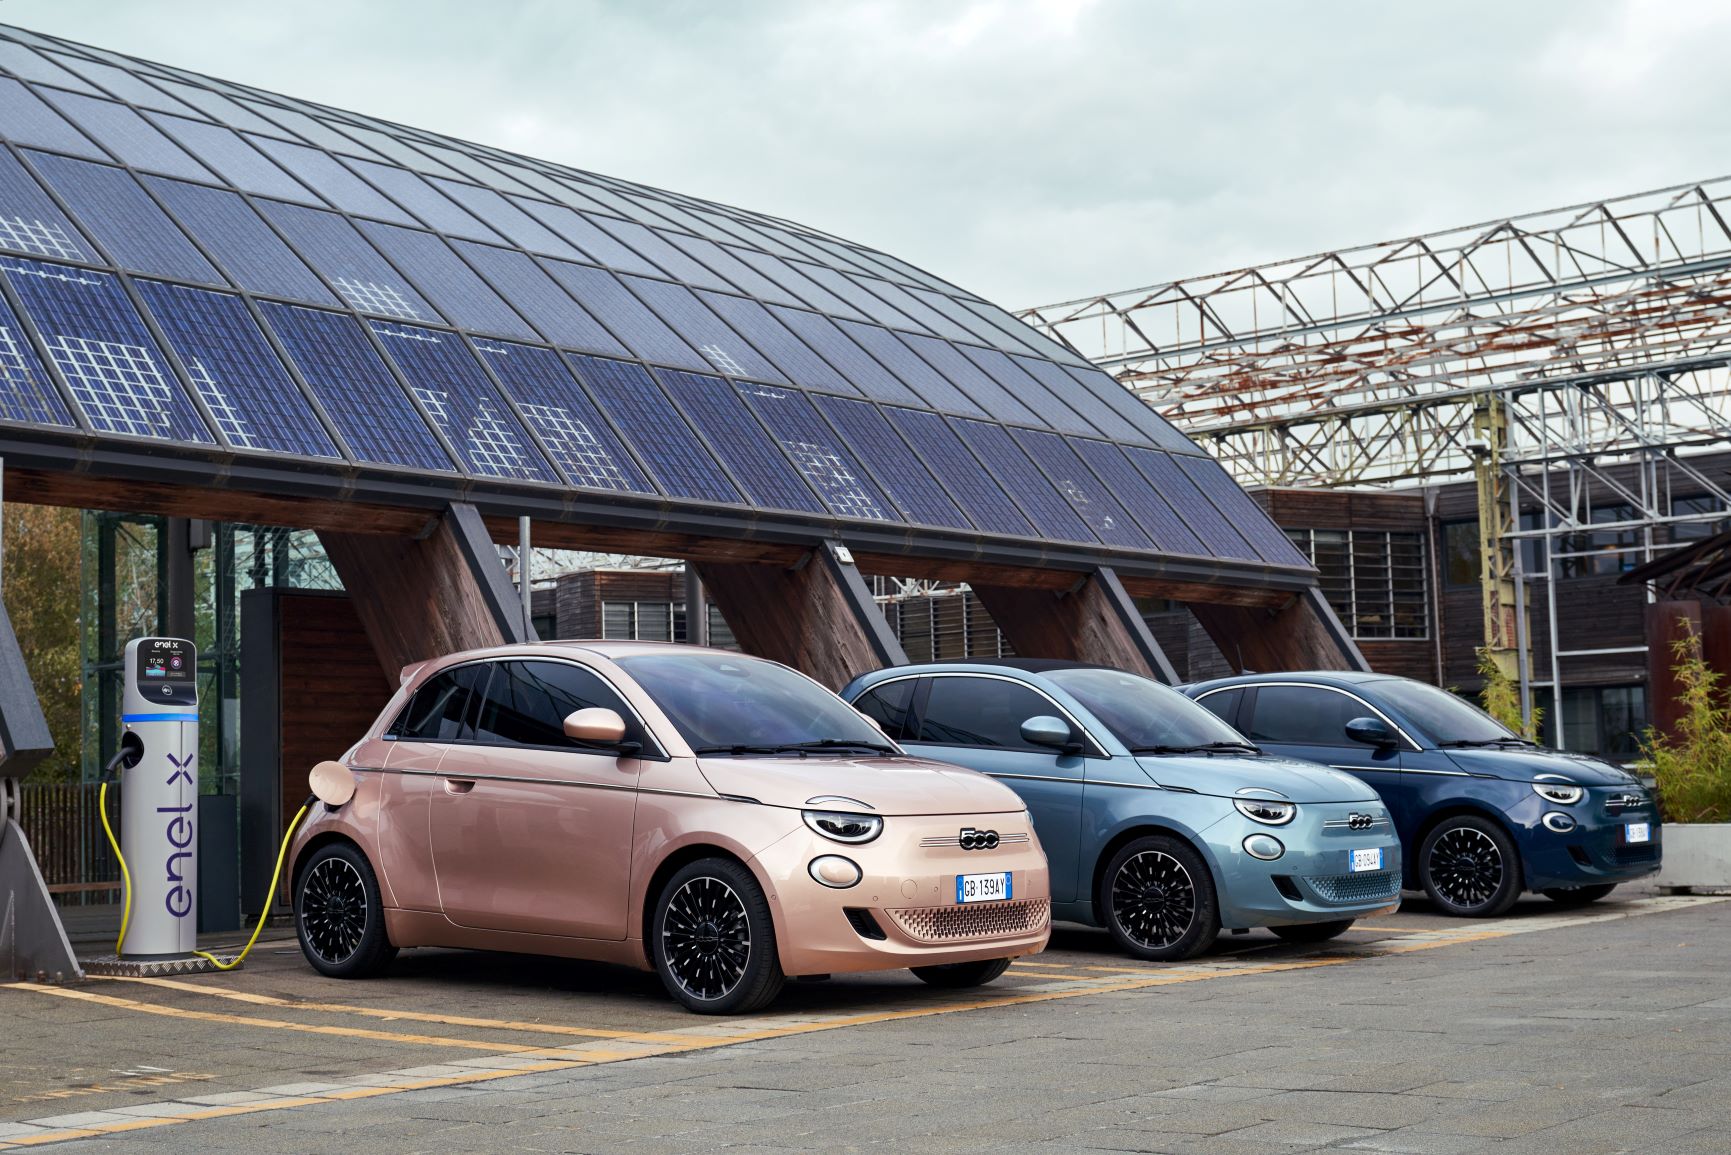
xmin=1655 ymin=823 xmax=1731 ymax=893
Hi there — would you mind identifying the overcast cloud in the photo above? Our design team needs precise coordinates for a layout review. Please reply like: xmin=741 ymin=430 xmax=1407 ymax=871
xmin=5 ymin=0 xmax=1728 ymax=308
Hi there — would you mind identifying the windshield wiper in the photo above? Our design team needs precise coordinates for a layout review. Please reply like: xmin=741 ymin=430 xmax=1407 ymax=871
xmin=692 ymin=739 xmax=897 ymax=758
xmin=1133 ymin=741 xmax=1261 ymax=756
xmin=1438 ymin=738 xmax=1535 ymax=749
xmin=692 ymin=744 xmax=785 ymax=756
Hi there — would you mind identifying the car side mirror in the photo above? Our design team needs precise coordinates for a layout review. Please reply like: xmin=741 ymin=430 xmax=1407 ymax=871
xmin=854 ymin=707 xmax=887 ymax=734
xmin=1345 ymin=716 xmax=1397 ymax=750
xmin=1021 ymin=715 xmax=1081 ymax=753
xmin=564 ymin=708 xmax=641 ymax=756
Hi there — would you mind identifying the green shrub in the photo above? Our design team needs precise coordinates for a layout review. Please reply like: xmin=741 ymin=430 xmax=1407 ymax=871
xmin=1476 ymin=647 xmax=1541 ymax=741
xmin=1644 ymin=624 xmax=1731 ymax=824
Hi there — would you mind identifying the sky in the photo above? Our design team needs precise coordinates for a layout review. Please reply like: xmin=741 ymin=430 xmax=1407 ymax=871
xmin=4 ymin=0 xmax=1727 ymax=309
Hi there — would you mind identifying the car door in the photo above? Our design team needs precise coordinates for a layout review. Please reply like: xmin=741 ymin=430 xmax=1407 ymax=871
xmin=901 ymin=674 xmax=1088 ymax=902
xmin=1236 ymin=683 xmax=1412 ymax=825
xmin=429 ymin=659 xmax=652 ymax=941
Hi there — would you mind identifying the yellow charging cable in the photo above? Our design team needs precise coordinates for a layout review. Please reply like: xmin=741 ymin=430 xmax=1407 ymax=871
xmin=99 ymin=781 xmax=309 ymax=970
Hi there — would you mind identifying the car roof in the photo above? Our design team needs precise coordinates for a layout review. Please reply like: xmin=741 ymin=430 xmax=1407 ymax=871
xmin=1189 ymin=670 xmax=1401 ymax=690
xmin=905 ymin=657 xmax=1114 ymax=674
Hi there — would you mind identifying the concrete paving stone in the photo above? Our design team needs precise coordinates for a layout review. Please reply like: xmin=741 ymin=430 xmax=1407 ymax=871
xmin=19 ymin=1109 xmax=141 ymax=1128
xmin=1409 ymin=1101 xmax=1606 ymax=1139
xmin=0 ymin=1123 xmax=50 ymax=1141
xmin=1226 ymin=1119 xmax=1386 ymax=1145
xmin=1340 ymin=1130 xmax=1504 ymax=1154
xmin=1143 ymin=1084 xmax=1286 ymax=1104
xmin=1256 ymin=1089 xmax=1451 ymax=1130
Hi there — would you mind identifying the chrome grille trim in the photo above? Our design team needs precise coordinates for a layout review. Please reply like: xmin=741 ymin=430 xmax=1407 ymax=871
xmin=887 ymin=899 xmax=1050 ymax=942
xmin=1321 ymin=816 xmax=1390 ymax=830
xmin=918 ymin=832 xmax=1031 ymax=848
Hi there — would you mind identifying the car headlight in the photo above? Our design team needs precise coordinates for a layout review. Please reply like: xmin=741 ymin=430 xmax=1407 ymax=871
xmin=1234 ymin=798 xmax=1296 ymax=826
xmin=802 ymin=809 xmax=883 ymax=844
xmin=1532 ymin=781 xmax=1584 ymax=805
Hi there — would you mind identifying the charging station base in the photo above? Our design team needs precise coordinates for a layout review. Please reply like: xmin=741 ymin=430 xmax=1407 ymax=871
xmin=81 ymin=954 xmax=229 ymax=977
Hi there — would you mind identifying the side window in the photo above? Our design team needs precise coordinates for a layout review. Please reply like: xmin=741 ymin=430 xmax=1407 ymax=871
xmin=1195 ymin=688 xmax=1243 ymax=728
xmin=852 ymin=680 xmax=916 ymax=741
xmin=392 ymin=664 xmax=488 ymax=741
xmin=471 ymin=660 xmax=653 ymax=752
xmin=916 ymin=676 xmax=1068 ymax=750
xmin=1244 ymin=685 xmax=1361 ymax=746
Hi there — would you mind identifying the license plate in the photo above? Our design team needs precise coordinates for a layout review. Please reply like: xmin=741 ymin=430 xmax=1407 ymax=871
xmin=1349 ymin=847 xmax=1383 ymax=873
xmin=1626 ymin=822 xmax=1651 ymax=844
xmin=956 ymin=872 xmax=1012 ymax=903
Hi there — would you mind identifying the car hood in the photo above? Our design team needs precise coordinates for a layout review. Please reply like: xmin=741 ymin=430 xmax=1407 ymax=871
xmin=695 ymin=754 xmax=1027 ymax=816
xmin=1439 ymin=747 xmax=1641 ymax=785
xmin=1134 ymin=754 xmax=1380 ymax=803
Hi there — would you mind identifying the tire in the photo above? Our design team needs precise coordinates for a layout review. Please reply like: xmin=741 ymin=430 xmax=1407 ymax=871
xmin=1540 ymin=883 xmax=1617 ymax=907
xmin=1270 ymin=919 xmax=1355 ymax=944
xmin=1098 ymin=835 xmax=1220 ymax=961
xmin=911 ymin=957 xmax=1012 ymax=989
xmin=651 ymin=857 xmax=785 ymax=1015
xmin=1418 ymin=815 xmax=1522 ymax=918
xmin=294 ymin=841 xmax=397 ymax=979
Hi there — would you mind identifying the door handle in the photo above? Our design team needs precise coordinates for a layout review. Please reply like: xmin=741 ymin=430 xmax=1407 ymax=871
xmin=443 ymin=778 xmax=475 ymax=795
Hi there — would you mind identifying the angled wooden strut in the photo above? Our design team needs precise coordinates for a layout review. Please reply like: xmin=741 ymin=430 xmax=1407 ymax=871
xmin=971 ymin=566 xmax=1180 ymax=683
xmin=1189 ymin=586 xmax=1371 ymax=674
xmin=696 ymin=541 xmax=908 ymax=690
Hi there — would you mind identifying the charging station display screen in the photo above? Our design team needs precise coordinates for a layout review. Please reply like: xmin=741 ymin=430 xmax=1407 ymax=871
xmin=133 ymin=638 xmax=197 ymax=707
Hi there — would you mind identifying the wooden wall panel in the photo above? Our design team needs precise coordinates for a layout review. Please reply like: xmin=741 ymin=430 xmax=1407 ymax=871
xmin=972 ymin=568 xmax=1179 ymax=683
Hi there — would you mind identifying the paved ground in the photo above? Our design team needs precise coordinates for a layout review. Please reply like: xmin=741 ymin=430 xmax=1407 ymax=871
xmin=3 ymin=887 xmax=1728 ymax=1152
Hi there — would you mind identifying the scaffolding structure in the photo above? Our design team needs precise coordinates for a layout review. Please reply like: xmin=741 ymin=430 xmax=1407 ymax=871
xmin=1018 ymin=176 xmax=1731 ymax=739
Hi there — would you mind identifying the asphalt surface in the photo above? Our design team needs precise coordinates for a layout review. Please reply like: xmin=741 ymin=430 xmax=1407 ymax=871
xmin=3 ymin=886 xmax=1728 ymax=1153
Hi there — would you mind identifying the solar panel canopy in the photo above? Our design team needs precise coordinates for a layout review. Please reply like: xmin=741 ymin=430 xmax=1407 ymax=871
xmin=0 ymin=24 xmax=1310 ymax=579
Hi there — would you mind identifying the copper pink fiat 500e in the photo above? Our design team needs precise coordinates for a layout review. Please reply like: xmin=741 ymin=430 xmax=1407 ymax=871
xmin=288 ymin=642 xmax=1051 ymax=1013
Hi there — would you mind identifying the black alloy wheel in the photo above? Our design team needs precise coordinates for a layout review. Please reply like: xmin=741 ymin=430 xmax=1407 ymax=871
xmin=1099 ymin=835 xmax=1219 ymax=961
xmin=1418 ymin=816 xmax=1522 ymax=918
xmin=652 ymin=857 xmax=784 ymax=1014
xmin=294 ymin=841 xmax=396 ymax=978
xmin=1540 ymin=883 xmax=1617 ymax=907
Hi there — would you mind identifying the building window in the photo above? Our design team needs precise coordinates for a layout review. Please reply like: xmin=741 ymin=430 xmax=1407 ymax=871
xmin=877 ymin=584 xmax=1011 ymax=662
xmin=600 ymin=601 xmax=687 ymax=642
xmin=1671 ymin=494 xmax=1731 ymax=542
xmin=1561 ymin=504 xmax=1637 ymax=578
xmin=1442 ymin=520 xmax=1478 ymax=587
xmin=1533 ymin=684 xmax=1647 ymax=760
xmin=1286 ymin=528 xmax=1428 ymax=640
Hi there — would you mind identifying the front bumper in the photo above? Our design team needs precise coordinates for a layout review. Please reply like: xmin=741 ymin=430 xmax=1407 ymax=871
xmin=1506 ymin=787 xmax=1663 ymax=891
xmin=1203 ymin=800 xmax=1404 ymax=930
xmin=751 ymin=811 xmax=1051 ymax=977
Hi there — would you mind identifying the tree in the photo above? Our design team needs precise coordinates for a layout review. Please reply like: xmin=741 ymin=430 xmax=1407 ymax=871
xmin=1476 ymin=647 xmax=1541 ymax=741
xmin=3 ymin=502 xmax=82 ymax=782
xmin=1644 ymin=622 xmax=1731 ymax=824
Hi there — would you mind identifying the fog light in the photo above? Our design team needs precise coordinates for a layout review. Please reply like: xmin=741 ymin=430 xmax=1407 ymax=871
xmin=1542 ymin=812 xmax=1577 ymax=834
xmin=1243 ymin=833 xmax=1285 ymax=861
xmin=809 ymin=855 xmax=862 ymax=888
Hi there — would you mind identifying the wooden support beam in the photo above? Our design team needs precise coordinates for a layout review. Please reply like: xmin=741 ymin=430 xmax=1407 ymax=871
xmin=1189 ymin=587 xmax=1371 ymax=674
xmin=319 ymin=502 xmax=534 ymax=679
xmin=971 ymin=567 xmax=1180 ymax=683
xmin=696 ymin=542 xmax=906 ymax=690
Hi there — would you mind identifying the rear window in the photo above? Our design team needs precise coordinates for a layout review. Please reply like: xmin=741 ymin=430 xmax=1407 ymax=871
xmin=390 ymin=663 xmax=488 ymax=741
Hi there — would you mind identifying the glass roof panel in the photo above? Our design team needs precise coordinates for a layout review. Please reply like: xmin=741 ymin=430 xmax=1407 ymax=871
xmin=696 ymin=291 xmax=857 ymax=396
xmin=423 ymin=180 xmax=582 ymax=260
xmin=1061 ymin=363 xmax=1197 ymax=454
xmin=147 ymin=114 xmax=312 ymax=202
xmin=135 ymin=279 xmax=339 ymax=458
xmin=835 ymin=320 xmax=985 ymax=417
xmin=51 ymin=54 xmax=198 ymax=115
xmin=40 ymin=90 xmax=213 ymax=180
xmin=357 ymin=221 xmax=535 ymax=341
xmin=734 ymin=250 xmax=865 ymax=318
xmin=240 ymin=102 xmax=384 ymax=158
xmin=0 ymin=149 xmax=94 ymax=263
xmin=142 ymin=176 xmax=335 ymax=304
xmin=344 ymin=160 xmax=500 ymax=242
xmin=958 ymin=345 xmax=1095 ymax=436
xmin=451 ymin=241 xmax=627 ymax=356
xmin=514 ymin=201 xmax=662 ymax=276
xmin=768 ymin=307 xmax=919 ymax=406
xmin=540 ymin=262 xmax=702 ymax=369
xmin=950 ymin=418 xmax=1096 ymax=544
xmin=329 ymin=120 xmax=462 ymax=176
xmin=590 ymin=217 xmax=728 ymax=291
xmin=812 ymin=395 xmax=971 ymax=531
xmin=654 ymin=369 xmax=824 ymax=514
xmin=566 ymin=354 xmax=741 ymax=504
xmin=247 ymin=135 xmax=416 ymax=224
xmin=0 ymin=41 xmax=101 ymax=93
xmin=0 ymin=76 xmax=102 ymax=157
xmin=26 ymin=152 xmax=222 ymax=284
xmin=1010 ymin=352 xmax=1140 ymax=442
xmin=885 ymin=408 xmax=1032 ymax=537
xmin=895 ymin=333 xmax=1041 ymax=427
xmin=152 ymin=81 xmax=282 ymax=133
xmin=622 ymin=277 xmax=786 ymax=383
xmin=257 ymin=200 xmax=439 ymax=322
xmin=735 ymin=382 xmax=895 ymax=522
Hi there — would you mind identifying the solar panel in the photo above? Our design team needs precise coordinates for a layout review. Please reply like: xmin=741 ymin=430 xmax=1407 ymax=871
xmin=0 ymin=150 xmax=93 ymax=263
xmin=513 ymin=202 xmax=663 ymax=276
xmin=1061 ymin=363 xmax=1199 ymax=454
xmin=259 ymin=301 xmax=451 ymax=471
xmin=661 ymin=234 xmax=790 ymax=300
xmin=540 ymin=262 xmax=702 ymax=369
xmin=424 ymin=180 xmax=582 ymax=260
xmin=950 ymin=418 xmax=1095 ymax=544
xmin=814 ymin=269 xmax=928 ymax=331
xmin=958 ymin=296 xmax=1087 ymax=366
xmin=345 ymin=160 xmax=501 ymax=242
xmin=56 ymin=55 xmax=198 ymax=116
xmin=958 ymin=345 xmax=1094 ymax=436
xmin=471 ymin=339 xmax=652 ymax=493
xmin=357 ymin=222 xmax=535 ymax=341
xmin=1067 ymin=437 xmax=1207 ymax=556
xmin=1176 ymin=454 xmax=1312 ymax=567
xmin=734 ymin=383 xmax=894 ymax=522
xmin=243 ymin=103 xmax=381 ymax=159
xmin=768 ymin=307 xmax=920 ymax=405
xmin=0 ymin=42 xmax=101 ymax=93
xmin=247 ymin=135 xmax=416 ymax=225
xmin=812 ymin=396 xmax=971 ymax=530
xmin=1 ymin=257 xmax=212 ymax=442
xmin=370 ymin=321 xmax=554 ymax=482
xmin=885 ymin=408 xmax=1032 ymax=537
xmin=450 ymin=241 xmax=628 ymax=356
xmin=622 ymin=278 xmax=787 ymax=383
xmin=0 ymin=289 xmax=72 ymax=427
xmin=25 ymin=152 xmax=223 ymax=285
xmin=1121 ymin=447 xmax=1258 ymax=562
xmin=39 ymin=90 xmax=213 ymax=181
xmin=834 ymin=320 xmax=986 ymax=417
xmin=0 ymin=76 xmax=103 ymax=157
xmin=134 ymin=280 xmax=340 ymax=458
xmin=590 ymin=218 xmax=730 ymax=291
xmin=1011 ymin=427 xmax=1151 ymax=550
xmin=141 ymin=177 xmax=335 ymax=305
xmin=147 ymin=114 xmax=312 ymax=202
xmin=151 ymin=81 xmax=281 ymax=134
xmin=654 ymin=369 xmax=824 ymax=514
xmin=696 ymin=291 xmax=857 ymax=396
xmin=257 ymin=200 xmax=439 ymax=322
xmin=565 ymin=354 xmax=741 ymax=503
xmin=1010 ymin=353 xmax=1144 ymax=443
xmin=895 ymin=333 xmax=1041 ymax=426
xmin=735 ymin=250 xmax=866 ymax=318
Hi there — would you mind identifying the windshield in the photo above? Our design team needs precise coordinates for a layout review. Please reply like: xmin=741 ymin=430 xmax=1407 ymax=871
xmin=1047 ymin=667 xmax=1253 ymax=751
xmin=1374 ymin=680 xmax=1516 ymax=745
xmin=617 ymin=652 xmax=893 ymax=754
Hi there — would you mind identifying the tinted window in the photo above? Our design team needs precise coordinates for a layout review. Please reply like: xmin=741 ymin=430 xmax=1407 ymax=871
xmin=1047 ymin=668 xmax=1246 ymax=751
xmin=471 ymin=660 xmax=651 ymax=751
xmin=1194 ymin=688 xmax=1243 ymax=728
xmin=917 ymin=676 xmax=1068 ymax=750
xmin=853 ymin=679 xmax=916 ymax=741
xmin=1244 ymin=685 xmax=1364 ymax=746
xmin=392 ymin=664 xmax=488 ymax=741
xmin=1374 ymin=679 xmax=1511 ymax=744
xmin=616 ymin=651 xmax=888 ymax=753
